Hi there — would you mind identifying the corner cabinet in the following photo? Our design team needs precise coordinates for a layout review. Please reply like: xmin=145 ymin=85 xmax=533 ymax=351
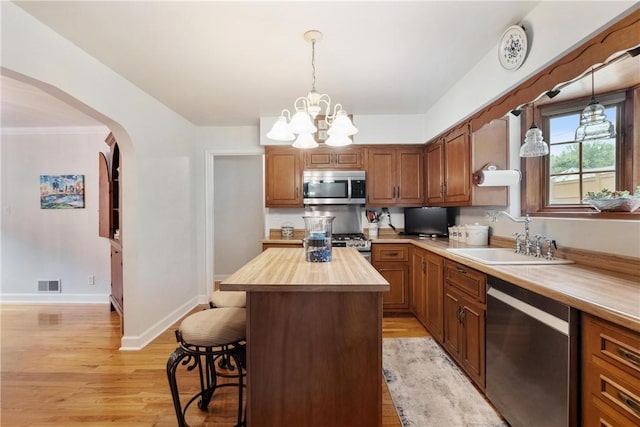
xmin=98 ymin=132 xmax=124 ymax=325
xmin=265 ymin=146 xmax=303 ymax=208
xmin=443 ymin=259 xmax=486 ymax=389
xmin=411 ymin=247 xmax=445 ymax=343
xmin=366 ymin=146 xmax=424 ymax=207
xmin=426 ymin=119 xmax=509 ymax=207
xmin=426 ymin=127 xmax=471 ymax=206
xmin=372 ymin=244 xmax=410 ymax=311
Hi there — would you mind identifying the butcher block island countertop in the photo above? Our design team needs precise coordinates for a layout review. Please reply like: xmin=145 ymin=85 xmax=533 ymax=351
xmin=221 ymin=247 xmax=389 ymax=427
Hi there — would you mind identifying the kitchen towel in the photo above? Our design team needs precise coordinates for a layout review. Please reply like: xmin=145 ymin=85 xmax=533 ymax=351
xmin=475 ymin=169 xmax=520 ymax=187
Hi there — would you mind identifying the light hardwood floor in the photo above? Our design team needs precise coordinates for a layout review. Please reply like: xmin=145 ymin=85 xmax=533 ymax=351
xmin=1 ymin=304 xmax=427 ymax=426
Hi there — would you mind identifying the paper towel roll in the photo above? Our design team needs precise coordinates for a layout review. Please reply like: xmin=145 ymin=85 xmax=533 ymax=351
xmin=475 ymin=169 xmax=521 ymax=187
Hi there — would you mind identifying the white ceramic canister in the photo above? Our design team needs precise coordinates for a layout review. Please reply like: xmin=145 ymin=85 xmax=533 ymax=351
xmin=465 ymin=223 xmax=489 ymax=246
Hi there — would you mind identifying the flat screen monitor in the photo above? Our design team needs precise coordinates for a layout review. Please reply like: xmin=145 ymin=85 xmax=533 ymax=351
xmin=403 ymin=207 xmax=451 ymax=237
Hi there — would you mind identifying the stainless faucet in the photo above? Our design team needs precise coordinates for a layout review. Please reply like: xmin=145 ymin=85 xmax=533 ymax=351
xmin=490 ymin=211 xmax=533 ymax=255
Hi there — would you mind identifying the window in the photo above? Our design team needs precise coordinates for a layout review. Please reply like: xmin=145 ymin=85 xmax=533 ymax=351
xmin=522 ymin=87 xmax=638 ymax=219
xmin=541 ymin=96 xmax=622 ymax=206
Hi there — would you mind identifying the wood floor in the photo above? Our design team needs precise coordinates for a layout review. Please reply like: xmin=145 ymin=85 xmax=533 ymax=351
xmin=0 ymin=304 xmax=427 ymax=426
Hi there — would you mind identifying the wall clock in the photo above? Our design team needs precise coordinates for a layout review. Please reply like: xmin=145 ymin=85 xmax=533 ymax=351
xmin=498 ymin=25 xmax=528 ymax=71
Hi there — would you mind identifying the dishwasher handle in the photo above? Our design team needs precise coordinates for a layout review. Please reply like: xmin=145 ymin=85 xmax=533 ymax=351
xmin=488 ymin=286 xmax=570 ymax=336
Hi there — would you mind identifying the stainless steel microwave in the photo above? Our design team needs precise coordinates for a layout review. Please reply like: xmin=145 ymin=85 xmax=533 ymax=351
xmin=303 ymin=170 xmax=366 ymax=205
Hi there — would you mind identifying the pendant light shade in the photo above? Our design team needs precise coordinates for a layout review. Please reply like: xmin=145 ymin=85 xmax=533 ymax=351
xmin=574 ymin=68 xmax=615 ymax=142
xmin=519 ymin=102 xmax=549 ymax=157
xmin=267 ymin=30 xmax=357 ymax=148
xmin=520 ymin=123 xmax=549 ymax=157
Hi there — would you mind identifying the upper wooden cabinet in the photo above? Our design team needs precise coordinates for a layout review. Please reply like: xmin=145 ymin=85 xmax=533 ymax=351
xmin=98 ymin=132 xmax=121 ymax=240
xmin=366 ymin=146 xmax=424 ymax=207
xmin=426 ymin=120 xmax=508 ymax=207
xmin=265 ymin=146 xmax=303 ymax=208
xmin=304 ymin=146 xmax=364 ymax=170
xmin=426 ymin=127 xmax=472 ymax=206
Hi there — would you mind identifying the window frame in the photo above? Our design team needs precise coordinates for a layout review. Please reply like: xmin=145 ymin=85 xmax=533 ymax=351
xmin=521 ymin=85 xmax=639 ymax=219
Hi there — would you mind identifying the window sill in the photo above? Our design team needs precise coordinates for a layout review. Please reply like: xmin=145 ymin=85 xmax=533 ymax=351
xmin=528 ymin=209 xmax=640 ymax=220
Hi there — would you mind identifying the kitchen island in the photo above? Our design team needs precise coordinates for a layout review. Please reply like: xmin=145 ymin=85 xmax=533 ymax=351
xmin=220 ymin=247 xmax=389 ymax=427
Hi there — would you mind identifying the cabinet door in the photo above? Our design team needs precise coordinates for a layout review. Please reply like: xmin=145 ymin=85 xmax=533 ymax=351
xmin=424 ymin=251 xmax=444 ymax=343
xmin=444 ymin=130 xmax=471 ymax=204
xmin=461 ymin=300 xmax=485 ymax=388
xmin=443 ymin=286 xmax=463 ymax=357
xmin=471 ymin=118 xmax=508 ymax=206
xmin=304 ymin=147 xmax=364 ymax=170
xmin=426 ymin=141 xmax=445 ymax=205
xmin=110 ymin=245 xmax=123 ymax=316
xmin=366 ymin=148 xmax=396 ymax=205
xmin=377 ymin=262 xmax=409 ymax=311
xmin=265 ymin=147 xmax=302 ymax=207
xmin=396 ymin=148 xmax=424 ymax=205
xmin=410 ymin=249 xmax=427 ymax=324
xmin=98 ymin=152 xmax=111 ymax=238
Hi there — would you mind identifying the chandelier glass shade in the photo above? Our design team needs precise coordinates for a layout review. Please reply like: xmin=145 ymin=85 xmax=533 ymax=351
xmin=574 ymin=68 xmax=615 ymax=142
xmin=519 ymin=102 xmax=549 ymax=158
xmin=267 ymin=30 xmax=358 ymax=148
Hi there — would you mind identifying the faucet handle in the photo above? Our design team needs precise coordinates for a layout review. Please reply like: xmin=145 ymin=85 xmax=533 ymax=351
xmin=533 ymin=234 xmax=545 ymax=257
xmin=544 ymin=238 xmax=557 ymax=259
xmin=512 ymin=232 xmax=523 ymax=253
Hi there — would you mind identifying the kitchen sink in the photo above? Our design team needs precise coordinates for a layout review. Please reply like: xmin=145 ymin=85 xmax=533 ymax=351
xmin=446 ymin=247 xmax=574 ymax=265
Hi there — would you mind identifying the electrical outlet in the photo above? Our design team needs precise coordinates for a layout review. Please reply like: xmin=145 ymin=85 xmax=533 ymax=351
xmin=88 ymin=275 xmax=95 ymax=285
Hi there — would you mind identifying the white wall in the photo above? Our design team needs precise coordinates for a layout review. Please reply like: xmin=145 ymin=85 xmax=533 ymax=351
xmin=2 ymin=2 xmax=198 ymax=350
xmin=1 ymin=127 xmax=112 ymax=301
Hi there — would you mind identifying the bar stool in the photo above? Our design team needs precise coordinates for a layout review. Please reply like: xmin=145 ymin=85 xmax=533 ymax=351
xmin=166 ymin=307 xmax=246 ymax=427
xmin=209 ymin=290 xmax=246 ymax=309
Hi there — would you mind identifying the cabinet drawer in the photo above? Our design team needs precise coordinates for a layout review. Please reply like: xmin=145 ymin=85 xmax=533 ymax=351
xmin=373 ymin=244 xmax=409 ymax=262
xmin=444 ymin=260 xmax=485 ymax=303
xmin=584 ymin=315 xmax=640 ymax=378
xmin=586 ymin=360 xmax=640 ymax=424
xmin=587 ymin=395 xmax=640 ymax=427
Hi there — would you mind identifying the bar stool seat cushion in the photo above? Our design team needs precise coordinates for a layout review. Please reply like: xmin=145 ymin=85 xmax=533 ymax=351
xmin=209 ymin=290 xmax=246 ymax=308
xmin=179 ymin=307 xmax=246 ymax=347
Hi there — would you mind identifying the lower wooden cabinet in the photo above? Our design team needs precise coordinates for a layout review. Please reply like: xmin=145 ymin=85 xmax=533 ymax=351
xmin=443 ymin=260 xmax=486 ymax=389
xmin=373 ymin=244 xmax=410 ymax=311
xmin=410 ymin=247 xmax=444 ymax=342
xmin=582 ymin=313 xmax=640 ymax=427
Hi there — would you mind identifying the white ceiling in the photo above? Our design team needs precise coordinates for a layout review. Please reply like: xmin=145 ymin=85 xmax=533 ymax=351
xmin=2 ymin=1 xmax=543 ymax=128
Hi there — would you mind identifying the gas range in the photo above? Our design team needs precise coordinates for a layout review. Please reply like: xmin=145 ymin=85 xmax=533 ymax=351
xmin=332 ymin=233 xmax=372 ymax=252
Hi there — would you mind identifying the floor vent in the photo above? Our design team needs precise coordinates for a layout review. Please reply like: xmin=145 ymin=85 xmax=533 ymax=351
xmin=38 ymin=280 xmax=61 ymax=293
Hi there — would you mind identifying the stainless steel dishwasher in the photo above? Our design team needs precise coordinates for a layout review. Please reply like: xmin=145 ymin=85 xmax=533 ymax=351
xmin=486 ymin=276 xmax=579 ymax=427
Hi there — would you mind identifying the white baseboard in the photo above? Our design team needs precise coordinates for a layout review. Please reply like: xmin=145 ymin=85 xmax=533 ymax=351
xmin=119 ymin=296 xmax=201 ymax=351
xmin=0 ymin=293 xmax=110 ymax=304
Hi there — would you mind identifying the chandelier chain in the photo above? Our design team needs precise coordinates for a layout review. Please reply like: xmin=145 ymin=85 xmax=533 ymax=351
xmin=311 ymin=40 xmax=316 ymax=92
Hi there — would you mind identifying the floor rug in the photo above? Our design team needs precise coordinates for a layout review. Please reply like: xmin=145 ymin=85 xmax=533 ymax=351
xmin=383 ymin=337 xmax=507 ymax=427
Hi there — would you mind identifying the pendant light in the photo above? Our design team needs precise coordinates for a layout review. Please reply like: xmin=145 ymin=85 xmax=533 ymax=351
xmin=519 ymin=101 xmax=549 ymax=157
xmin=267 ymin=30 xmax=358 ymax=148
xmin=574 ymin=67 xmax=615 ymax=142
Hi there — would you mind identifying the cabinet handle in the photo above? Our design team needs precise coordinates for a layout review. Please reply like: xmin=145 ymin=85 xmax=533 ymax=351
xmin=386 ymin=252 xmax=399 ymax=256
xmin=460 ymin=308 xmax=466 ymax=324
xmin=295 ymin=187 xmax=299 ymax=199
xmin=422 ymin=260 xmax=426 ymax=273
xmin=618 ymin=347 xmax=640 ymax=366
xmin=440 ymin=183 xmax=444 ymax=195
xmin=396 ymin=186 xmax=400 ymax=198
xmin=618 ymin=391 xmax=640 ymax=415
xmin=455 ymin=266 xmax=467 ymax=274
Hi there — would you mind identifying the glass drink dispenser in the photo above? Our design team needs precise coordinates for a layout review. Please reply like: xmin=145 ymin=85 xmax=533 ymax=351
xmin=303 ymin=215 xmax=335 ymax=262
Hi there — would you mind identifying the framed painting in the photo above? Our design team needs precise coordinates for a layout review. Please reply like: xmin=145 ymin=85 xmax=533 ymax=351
xmin=40 ymin=175 xmax=85 ymax=209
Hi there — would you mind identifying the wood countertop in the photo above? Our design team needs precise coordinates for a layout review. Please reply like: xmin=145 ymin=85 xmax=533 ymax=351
xmin=371 ymin=235 xmax=640 ymax=333
xmin=221 ymin=247 xmax=389 ymax=293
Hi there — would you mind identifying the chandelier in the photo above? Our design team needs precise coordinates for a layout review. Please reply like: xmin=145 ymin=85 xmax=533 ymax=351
xmin=267 ymin=30 xmax=358 ymax=149
xmin=574 ymin=67 xmax=615 ymax=142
